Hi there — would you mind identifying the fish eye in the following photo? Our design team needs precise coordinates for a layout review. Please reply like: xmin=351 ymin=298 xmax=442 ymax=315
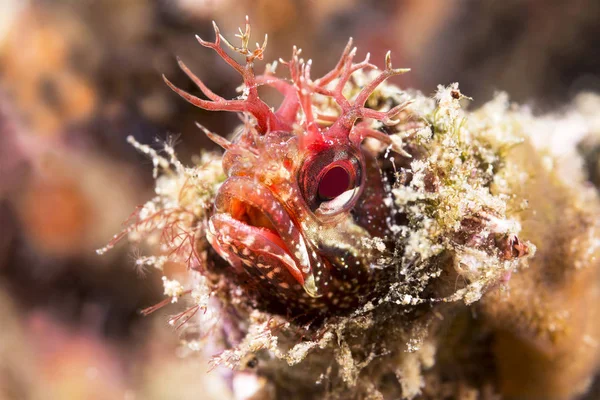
xmin=299 ymin=147 xmax=364 ymax=217
xmin=318 ymin=165 xmax=351 ymax=201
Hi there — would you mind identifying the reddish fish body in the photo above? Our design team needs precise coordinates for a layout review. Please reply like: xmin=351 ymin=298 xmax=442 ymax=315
xmin=206 ymin=131 xmax=392 ymax=315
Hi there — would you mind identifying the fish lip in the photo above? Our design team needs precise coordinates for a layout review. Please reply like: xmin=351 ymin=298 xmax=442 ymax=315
xmin=208 ymin=214 xmax=300 ymax=281
xmin=211 ymin=176 xmax=322 ymax=298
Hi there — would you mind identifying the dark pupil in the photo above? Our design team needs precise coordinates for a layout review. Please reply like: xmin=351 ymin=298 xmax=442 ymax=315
xmin=318 ymin=166 xmax=350 ymax=200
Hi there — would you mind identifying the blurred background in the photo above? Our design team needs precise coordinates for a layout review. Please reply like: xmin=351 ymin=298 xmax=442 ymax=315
xmin=0 ymin=0 xmax=599 ymax=398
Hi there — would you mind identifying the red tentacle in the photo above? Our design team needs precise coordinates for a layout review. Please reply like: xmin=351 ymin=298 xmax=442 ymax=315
xmin=163 ymin=17 xmax=291 ymax=134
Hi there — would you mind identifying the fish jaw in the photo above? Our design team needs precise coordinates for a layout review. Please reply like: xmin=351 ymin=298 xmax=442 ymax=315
xmin=209 ymin=176 xmax=328 ymax=298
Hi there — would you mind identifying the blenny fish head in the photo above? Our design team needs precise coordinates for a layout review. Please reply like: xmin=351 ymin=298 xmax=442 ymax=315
xmin=163 ymin=18 xmax=410 ymax=312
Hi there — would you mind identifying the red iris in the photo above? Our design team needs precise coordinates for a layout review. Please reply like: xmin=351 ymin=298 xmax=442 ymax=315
xmin=318 ymin=166 xmax=351 ymax=201
xmin=298 ymin=146 xmax=363 ymax=214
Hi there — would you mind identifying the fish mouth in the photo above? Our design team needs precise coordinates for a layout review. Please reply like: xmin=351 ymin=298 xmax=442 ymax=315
xmin=208 ymin=176 xmax=321 ymax=298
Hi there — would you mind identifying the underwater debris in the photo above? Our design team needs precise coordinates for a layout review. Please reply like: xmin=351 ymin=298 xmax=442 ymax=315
xmin=101 ymin=19 xmax=600 ymax=400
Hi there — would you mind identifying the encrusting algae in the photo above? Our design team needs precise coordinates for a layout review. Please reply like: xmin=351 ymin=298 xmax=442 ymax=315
xmin=100 ymin=18 xmax=600 ymax=400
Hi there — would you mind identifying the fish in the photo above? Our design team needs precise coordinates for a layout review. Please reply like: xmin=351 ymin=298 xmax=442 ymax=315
xmin=162 ymin=18 xmax=411 ymax=316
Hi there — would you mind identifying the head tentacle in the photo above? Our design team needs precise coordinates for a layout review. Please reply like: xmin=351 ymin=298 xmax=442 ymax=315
xmin=163 ymin=17 xmax=290 ymax=134
xmin=164 ymin=18 xmax=412 ymax=154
